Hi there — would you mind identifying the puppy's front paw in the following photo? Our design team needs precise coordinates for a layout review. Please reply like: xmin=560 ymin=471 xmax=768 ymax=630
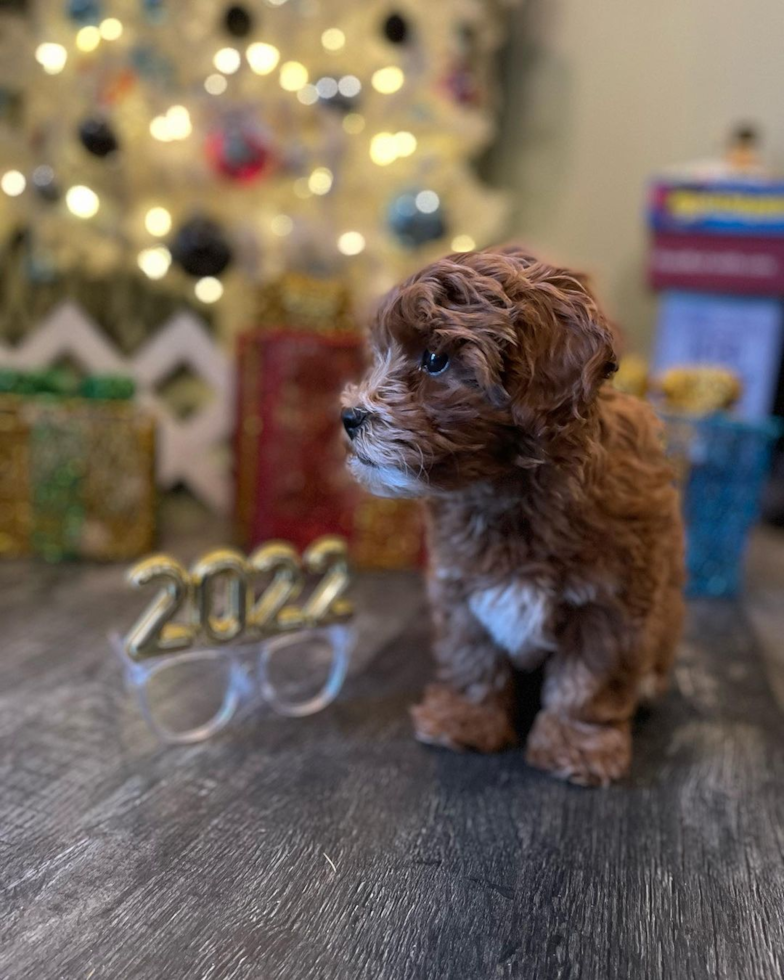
xmin=411 ymin=683 xmax=517 ymax=753
xmin=525 ymin=711 xmax=631 ymax=787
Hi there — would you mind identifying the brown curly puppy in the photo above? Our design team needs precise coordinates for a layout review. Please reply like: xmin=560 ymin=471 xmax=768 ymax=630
xmin=341 ymin=246 xmax=685 ymax=786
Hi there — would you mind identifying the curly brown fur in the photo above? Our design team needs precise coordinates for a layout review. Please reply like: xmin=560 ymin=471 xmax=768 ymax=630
xmin=342 ymin=246 xmax=685 ymax=787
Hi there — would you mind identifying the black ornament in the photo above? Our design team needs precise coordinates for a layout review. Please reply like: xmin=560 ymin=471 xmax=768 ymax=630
xmin=171 ymin=217 xmax=233 ymax=278
xmin=383 ymin=12 xmax=409 ymax=44
xmin=224 ymin=4 xmax=253 ymax=37
xmin=78 ymin=117 xmax=119 ymax=157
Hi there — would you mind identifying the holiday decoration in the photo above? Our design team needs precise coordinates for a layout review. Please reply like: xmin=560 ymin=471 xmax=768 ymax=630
xmin=444 ymin=64 xmax=481 ymax=107
xmin=204 ymin=121 xmax=274 ymax=183
xmin=315 ymin=75 xmax=360 ymax=115
xmin=235 ymin=328 xmax=363 ymax=550
xmin=382 ymin=12 xmax=410 ymax=44
xmin=129 ymin=42 xmax=174 ymax=84
xmin=656 ymin=366 xmax=743 ymax=415
xmin=442 ymin=21 xmax=485 ymax=107
xmin=0 ymin=0 xmax=516 ymax=341
xmin=0 ymin=302 xmax=234 ymax=513
xmin=141 ymin=0 xmax=165 ymax=21
xmin=115 ymin=538 xmax=354 ymax=744
xmin=171 ymin=216 xmax=233 ymax=278
xmin=78 ymin=116 xmax=120 ymax=158
xmin=388 ymin=189 xmax=447 ymax=248
xmin=235 ymin=282 xmax=424 ymax=569
xmin=31 ymin=165 xmax=60 ymax=202
xmin=223 ymin=4 xmax=253 ymax=38
xmin=0 ymin=370 xmax=155 ymax=561
xmin=124 ymin=537 xmax=352 ymax=660
xmin=66 ymin=0 xmax=100 ymax=25
xmin=254 ymin=271 xmax=355 ymax=333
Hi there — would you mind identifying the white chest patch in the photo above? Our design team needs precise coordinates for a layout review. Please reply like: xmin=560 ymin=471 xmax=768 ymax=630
xmin=468 ymin=581 xmax=555 ymax=665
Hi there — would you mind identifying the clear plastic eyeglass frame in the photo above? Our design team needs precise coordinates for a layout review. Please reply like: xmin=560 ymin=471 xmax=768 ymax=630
xmin=110 ymin=623 xmax=353 ymax=745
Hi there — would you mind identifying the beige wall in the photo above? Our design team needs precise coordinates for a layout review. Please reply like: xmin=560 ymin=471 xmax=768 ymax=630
xmin=489 ymin=0 xmax=784 ymax=351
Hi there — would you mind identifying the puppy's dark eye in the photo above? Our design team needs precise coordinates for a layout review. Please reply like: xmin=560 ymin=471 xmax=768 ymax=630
xmin=422 ymin=350 xmax=449 ymax=376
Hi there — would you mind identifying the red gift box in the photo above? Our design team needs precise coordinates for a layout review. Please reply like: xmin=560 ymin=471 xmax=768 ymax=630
xmin=235 ymin=328 xmax=424 ymax=569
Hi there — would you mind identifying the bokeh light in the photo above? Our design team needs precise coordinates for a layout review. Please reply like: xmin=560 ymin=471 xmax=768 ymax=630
xmin=1 ymin=170 xmax=26 ymax=197
xmin=76 ymin=27 xmax=101 ymax=52
xmin=145 ymin=207 xmax=172 ymax=237
xmin=321 ymin=28 xmax=345 ymax=51
xmin=246 ymin=42 xmax=280 ymax=75
xmin=214 ymin=47 xmax=241 ymax=75
xmin=35 ymin=43 xmax=67 ymax=75
xmin=99 ymin=18 xmax=123 ymax=40
xmin=337 ymin=231 xmax=366 ymax=255
xmin=308 ymin=167 xmax=333 ymax=195
xmin=195 ymin=277 xmax=224 ymax=303
xmin=451 ymin=234 xmax=476 ymax=252
xmin=280 ymin=61 xmax=309 ymax=92
xmin=204 ymin=74 xmax=228 ymax=95
xmin=66 ymin=185 xmax=100 ymax=218
xmin=371 ymin=66 xmax=405 ymax=94
xmin=137 ymin=246 xmax=171 ymax=279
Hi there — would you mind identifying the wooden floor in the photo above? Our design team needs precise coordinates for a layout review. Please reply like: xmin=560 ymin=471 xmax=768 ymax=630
xmin=2 ymin=517 xmax=784 ymax=980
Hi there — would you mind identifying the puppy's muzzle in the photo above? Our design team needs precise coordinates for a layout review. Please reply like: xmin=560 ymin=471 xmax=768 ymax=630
xmin=341 ymin=407 xmax=368 ymax=441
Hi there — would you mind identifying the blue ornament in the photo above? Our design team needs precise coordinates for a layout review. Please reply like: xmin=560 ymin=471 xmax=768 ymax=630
xmin=387 ymin=189 xmax=446 ymax=248
xmin=130 ymin=44 xmax=174 ymax=84
xmin=66 ymin=0 xmax=101 ymax=25
xmin=141 ymin=0 xmax=166 ymax=22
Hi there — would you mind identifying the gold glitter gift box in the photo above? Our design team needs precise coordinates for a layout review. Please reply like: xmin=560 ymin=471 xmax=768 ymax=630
xmin=0 ymin=375 xmax=155 ymax=561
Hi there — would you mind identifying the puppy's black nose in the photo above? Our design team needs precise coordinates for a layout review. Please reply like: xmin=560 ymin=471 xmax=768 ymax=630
xmin=342 ymin=407 xmax=367 ymax=440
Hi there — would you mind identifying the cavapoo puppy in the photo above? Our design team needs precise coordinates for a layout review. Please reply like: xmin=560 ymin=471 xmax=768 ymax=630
xmin=341 ymin=246 xmax=685 ymax=786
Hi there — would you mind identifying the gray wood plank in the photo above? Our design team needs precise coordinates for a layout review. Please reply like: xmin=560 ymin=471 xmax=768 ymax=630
xmin=1 ymin=551 xmax=783 ymax=980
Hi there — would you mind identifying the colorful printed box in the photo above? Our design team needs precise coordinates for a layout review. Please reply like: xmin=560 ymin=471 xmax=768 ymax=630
xmin=648 ymin=179 xmax=784 ymax=294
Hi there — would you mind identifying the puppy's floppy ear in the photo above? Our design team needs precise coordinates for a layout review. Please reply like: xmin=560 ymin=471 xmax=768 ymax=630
xmin=572 ymin=310 xmax=618 ymax=407
xmin=550 ymin=270 xmax=618 ymax=411
xmin=506 ymin=267 xmax=618 ymax=427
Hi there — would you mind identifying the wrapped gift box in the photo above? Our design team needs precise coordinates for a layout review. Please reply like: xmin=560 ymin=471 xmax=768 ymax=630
xmin=234 ymin=326 xmax=425 ymax=570
xmin=0 ymin=373 xmax=156 ymax=561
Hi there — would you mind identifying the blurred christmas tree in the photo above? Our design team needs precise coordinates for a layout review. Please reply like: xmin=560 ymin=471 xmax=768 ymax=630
xmin=0 ymin=0 xmax=516 ymax=345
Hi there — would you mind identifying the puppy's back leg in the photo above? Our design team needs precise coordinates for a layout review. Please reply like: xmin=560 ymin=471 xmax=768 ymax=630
xmin=639 ymin=582 xmax=685 ymax=703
